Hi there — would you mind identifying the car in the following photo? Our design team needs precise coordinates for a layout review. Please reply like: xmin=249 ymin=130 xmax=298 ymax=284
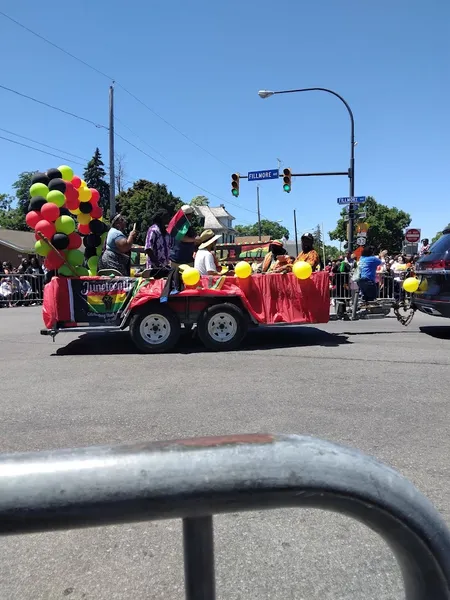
xmin=413 ymin=226 xmax=450 ymax=318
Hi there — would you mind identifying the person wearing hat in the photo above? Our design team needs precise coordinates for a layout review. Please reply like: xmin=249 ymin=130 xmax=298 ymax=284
xmin=295 ymin=232 xmax=320 ymax=270
xmin=98 ymin=214 xmax=137 ymax=276
xmin=144 ymin=209 xmax=171 ymax=269
xmin=169 ymin=205 xmax=202 ymax=268
xmin=194 ymin=230 xmax=222 ymax=275
xmin=261 ymin=240 xmax=287 ymax=273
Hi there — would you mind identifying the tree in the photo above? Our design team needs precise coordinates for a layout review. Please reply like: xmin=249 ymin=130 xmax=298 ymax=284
xmin=190 ymin=195 xmax=209 ymax=206
xmin=0 ymin=172 xmax=35 ymax=231
xmin=84 ymin=148 xmax=110 ymax=211
xmin=235 ymin=219 xmax=289 ymax=240
xmin=116 ymin=179 xmax=182 ymax=245
xmin=328 ymin=196 xmax=411 ymax=254
xmin=114 ymin=153 xmax=128 ymax=195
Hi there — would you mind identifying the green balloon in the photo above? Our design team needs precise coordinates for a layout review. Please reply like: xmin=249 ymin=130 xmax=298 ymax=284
xmin=75 ymin=266 xmax=89 ymax=276
xmin=58 ymin=264 xmax=73 ymax=277
xmin=30 ymin=182 xmax=49 ymax=198
xmin=66 ymin=249 xmax=84 ymax=266
xmin=101 ymin=232 xmax=108 ymax=243
xmin=55 ymin=215 xmax=75 ymax=235
xmin=96 ymin=245 xmax=102 ymax=256
xmin=35 ymin=239 xmax=50 ymax=257
xmin=87 ymin=255 xmax=98 ymax=270
xmin=58 ymin=165 xmax=74 ymax=181
xmin=47 ymin=190 xmax=66 ymax=207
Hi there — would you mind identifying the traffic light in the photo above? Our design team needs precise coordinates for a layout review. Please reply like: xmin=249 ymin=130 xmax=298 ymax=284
xmin=282 ymin=168 xmax=291 ymax=193
xmin=231 ymin=173 xmax=240 ymax=197
xmin=348 ymin=204 xmax=355 ymax=219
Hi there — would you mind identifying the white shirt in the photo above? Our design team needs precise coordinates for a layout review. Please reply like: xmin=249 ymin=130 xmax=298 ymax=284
xmin=194 ymin=249 xmax=217 ymax=275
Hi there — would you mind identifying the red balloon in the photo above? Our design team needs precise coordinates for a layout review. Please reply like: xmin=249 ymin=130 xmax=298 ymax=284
xmin=90 ymin=205 xmax=103 ymax=219
xmin=40 ymin=202 xmax=60 ymax=222
xmin=45 ymin=250 xmax=65 ymax=270
xmin=65 ymin=182 xmax=78 ymax=201
xmin=26 ymin=210 xmax=41 ymax=229
xmin=78 ymin=223 xmax=91 ymax=235
xmin=35 ymin=219 xmax=56 ymax=240
xmin=65 ymin=196 xmax=80 ymax=211
xmin=89 ymin=189 xmax=100 ymax=204
xmin=67 ymin=232 xmax=82 ymax=249
xmin=71 ymin=176 xmax=82 ymax=189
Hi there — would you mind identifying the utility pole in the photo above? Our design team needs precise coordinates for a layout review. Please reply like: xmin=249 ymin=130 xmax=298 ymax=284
xmin=321 ymin=222 xmax=326 ymax=265
xmin=109 ymin=84 xmax=116 ymax=218
xmin=256 ymin=186 xmax=262 ymax=241
xmin=293 ymin=209 xmax=298 ymax=256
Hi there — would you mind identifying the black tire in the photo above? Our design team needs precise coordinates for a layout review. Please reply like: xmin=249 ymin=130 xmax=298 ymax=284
xmin=129 ymin=304 xmax=181 ymax=353
xmin=197 ymin=303 xmax=248 ymax=351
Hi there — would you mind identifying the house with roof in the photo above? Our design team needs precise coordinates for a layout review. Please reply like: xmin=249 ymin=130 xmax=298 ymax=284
xmin=193 ymin=205 xmax=236 ymax=243
xmin=0 ymin=228 xmax=37 ymax=267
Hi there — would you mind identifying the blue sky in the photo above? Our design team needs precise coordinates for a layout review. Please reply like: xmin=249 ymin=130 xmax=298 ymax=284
xmin=0 ymin=0 xmax=448 ymax=243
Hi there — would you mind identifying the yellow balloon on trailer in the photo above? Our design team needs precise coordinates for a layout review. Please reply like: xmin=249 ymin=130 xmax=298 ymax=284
xmin=293 ymin=261 xmax=312 ymax=280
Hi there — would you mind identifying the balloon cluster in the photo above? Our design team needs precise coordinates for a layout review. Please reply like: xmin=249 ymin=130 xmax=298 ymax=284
xmin=25 ymin=165 xmax=108 ymax=276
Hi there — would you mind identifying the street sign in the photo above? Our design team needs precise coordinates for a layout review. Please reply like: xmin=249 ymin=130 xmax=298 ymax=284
xmin=248 ymin=169 xmax=279 ymax=181
xmin=356 ymin=236 xmax=367 ymax=246
xmin=405 ymin=228 xmax=421 ymax=243
xmin=337 ymin=196 xmax=366 ymax=205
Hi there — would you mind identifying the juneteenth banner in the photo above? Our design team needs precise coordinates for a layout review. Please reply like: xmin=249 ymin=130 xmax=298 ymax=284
xmin=69 ymin=278 xmax=136 ymax=324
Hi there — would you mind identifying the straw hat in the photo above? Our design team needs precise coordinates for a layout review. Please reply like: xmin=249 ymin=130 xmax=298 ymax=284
xmin=198 ymin=229 xmax=221 ymax=250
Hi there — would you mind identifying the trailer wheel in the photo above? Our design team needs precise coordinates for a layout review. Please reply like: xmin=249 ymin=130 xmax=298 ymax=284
xmin=198 ymin=303 xmax=248 ymax=351
xmin=129 ymin=305 xmax=181 ymax=353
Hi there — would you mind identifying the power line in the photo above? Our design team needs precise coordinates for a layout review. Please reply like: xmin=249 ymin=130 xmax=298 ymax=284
xmin=114 ymin=116 xmax=191 ymax=178
xmin=0 ymin=10 xmax=233 ymax=170
xmin=0 ymin=84 xmax=107 ymax=130
xmin=0 ymin=128 xmax=89 ymax=162
xmin=0 ymin=134 xmax=86 ymax=166
xmin=114 ymin=131 xmax=260 ymax=216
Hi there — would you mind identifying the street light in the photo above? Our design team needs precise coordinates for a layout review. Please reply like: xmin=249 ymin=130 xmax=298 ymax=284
xmin=258 ymin=87 xmax=356 ymax=251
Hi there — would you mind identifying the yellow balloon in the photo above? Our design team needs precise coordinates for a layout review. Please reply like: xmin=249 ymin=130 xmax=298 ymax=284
xmin=234 ymin=261 xmax=252 ymax=279
xmin=78 ymin=186 xmax=92 ymax=202
xmin=293 ymin=261 xmax=312 ymax=280
xmin=418 ymin=278 xmax=428 ymax=292
xmin=403 ymin=277 xmax=420 ymax=293
xmin=77 ymin=213 xmax=92 ymax=225
xmin=182 ymin=267 xmax=201 ymax=286
xmin=69 ymin=207 xmax=81 ymax=215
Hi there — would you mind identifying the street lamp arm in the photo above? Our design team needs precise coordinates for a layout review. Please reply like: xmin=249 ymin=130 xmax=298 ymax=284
xmin=272 ymin=88 xmax=354 ymax=148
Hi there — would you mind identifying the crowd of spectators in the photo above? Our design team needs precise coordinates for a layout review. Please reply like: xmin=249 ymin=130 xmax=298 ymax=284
xmin=0 ymin=257 xmax=45 ymax=308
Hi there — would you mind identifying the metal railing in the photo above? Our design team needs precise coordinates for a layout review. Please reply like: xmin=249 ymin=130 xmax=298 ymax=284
xmin=330 ymin=271 xmax=408 ymax=302
xmin=0 ymin=273 xmax=45 ymax=307
xmin=1 ymin=434 xmax=450 ymax=599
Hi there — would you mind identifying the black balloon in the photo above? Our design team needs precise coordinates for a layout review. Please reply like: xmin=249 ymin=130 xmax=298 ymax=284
xmin=31 ymin=172 xmax=50 ymax=186
xmin=52 ymin=233 xmax=70 ymax=250
xmin=46 ymin=168 xmax=62 ymax=180
xmin=28 ymin=196 xmax=47 ymax=212
xmin=84 ymin=246 xmax=97 ymax=259
xmin=59 ymin=207 xmax=71 ymax=217
xmin=79 ymin=202 xmax=92 ymax=214
xmin=84 ymin=233 xmax=101 ymax=248
xmin=89 ymin=219 xmax=104 ymax=234
xmin=48 ymin=178 xmax=66 ymax=193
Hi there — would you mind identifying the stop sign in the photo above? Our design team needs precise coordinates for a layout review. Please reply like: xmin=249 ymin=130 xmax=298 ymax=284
xmin=405 ymin=228 xmax=421 ymax=243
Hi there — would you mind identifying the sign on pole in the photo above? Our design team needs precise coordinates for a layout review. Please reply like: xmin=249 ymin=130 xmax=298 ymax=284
xmin=405 ymin=228 xmax=421 ymax=243
xmin=248 ymin=169 xmax=279 ymax=182
xmin=337 ymin=196 xmax=366 ymax=205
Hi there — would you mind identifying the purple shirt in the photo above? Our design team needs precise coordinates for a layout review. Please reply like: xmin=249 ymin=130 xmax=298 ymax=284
xmin=145 ymin=224 xmax=169 ymax=268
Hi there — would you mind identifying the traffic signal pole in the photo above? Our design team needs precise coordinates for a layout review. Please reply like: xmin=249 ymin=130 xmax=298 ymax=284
xmin=256 ymin=186 xmax=262 ymax=241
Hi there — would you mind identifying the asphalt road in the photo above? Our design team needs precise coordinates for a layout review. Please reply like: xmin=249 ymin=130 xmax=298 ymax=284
xmin=1 ymin=306 xmax=450 ymax=600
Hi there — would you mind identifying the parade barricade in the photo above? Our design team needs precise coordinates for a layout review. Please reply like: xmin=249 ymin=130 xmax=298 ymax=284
xmin=0 ymin=273 xmax=45 ymax=307
xmin=1 ymin=434 xmax=450 ymax=599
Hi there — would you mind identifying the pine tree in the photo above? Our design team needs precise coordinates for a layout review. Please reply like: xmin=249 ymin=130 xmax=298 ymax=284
xmin=83 ymin=148 xmax=110 ymax=211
